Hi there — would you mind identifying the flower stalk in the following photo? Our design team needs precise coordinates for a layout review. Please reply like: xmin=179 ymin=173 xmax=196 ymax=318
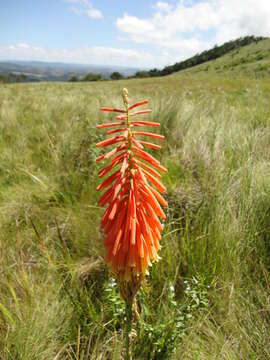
xmin=96 ymin=88 xmax=168 ymax=358
xmin=125 ymin=301 xmax=132 ymax=360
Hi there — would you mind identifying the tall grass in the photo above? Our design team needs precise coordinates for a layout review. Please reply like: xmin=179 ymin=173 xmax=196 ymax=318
xmin=0 ymin=74 xmax=270 ymax=359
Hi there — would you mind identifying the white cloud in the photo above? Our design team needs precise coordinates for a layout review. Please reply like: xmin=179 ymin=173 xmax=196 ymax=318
xmin=117 ymin=2 xmax=219 ymax=46
xmin=117 ymin=14 xmax=155 ymax=36
xmin=116 ymin=0 xmax=270 ymax=65
xmin=86 ymin=7 xmax=102 ymax=19
xmin=0 ymin=43 xmax=153 ymax=67
xmin=18 ymin=43 xmax=31 ymax=49
xmin=67 ymin=0 xmax=103 ymax=19
xmin=215 ymin=0 xmax=270 ymax=43
xmin=69 ymin=0 xmax=89 ymax=4
xmin=154 ymin=2 xmax=172 ymax=12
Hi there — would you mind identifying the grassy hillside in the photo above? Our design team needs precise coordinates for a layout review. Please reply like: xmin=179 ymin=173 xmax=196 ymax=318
xmin=135 ymin=36 xmax=267 ymax=78
xmin=189 ymin=38 xmax=270 ymax=78
xmin=0 ymin=71 xmax=270 ymax=359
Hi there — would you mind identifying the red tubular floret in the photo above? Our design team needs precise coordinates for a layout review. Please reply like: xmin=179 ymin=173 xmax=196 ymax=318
xmin=101 ymin=107 xmax=126 ymax=113
xmin=96 ymin=144 xmax=126 ymax=162
xmin=133 ymin=159 xmax=162 ymax=179
xmin=132 ymin=131 xmax=164 ymax=140
xmin=97 ymin=169 xmax=121 ymax=191
xmin=131 ymin=121 xmax=160 ymax=127
xmin=138 ymin=141 xmax=161 ymax=150
xmin=141 ymin=168 xmax=167 ymax=193
xmin=96 ymin=135 xmax=126 ymax=148
xmin=107 ymin=127 xmax=127 ymax=135
xmin=128 ymin=99 xmax=148 ymax=110
xmin=96 ymin=122 xmax=123 ymax=129
xmin=129 ymin=109 xmax=152 ymax=116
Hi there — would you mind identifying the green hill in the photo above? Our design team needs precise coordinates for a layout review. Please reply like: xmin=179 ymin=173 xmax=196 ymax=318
xmin=190 ymin=38 xmax=270 ymax=77
xmin=135 ymin=36 xmax=269 ymax=79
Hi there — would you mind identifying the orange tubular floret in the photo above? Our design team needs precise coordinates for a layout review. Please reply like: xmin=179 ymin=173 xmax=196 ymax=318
xmin=96 ymin=122 xmax=123 ymax=129
xmin=138 ymin=140 xmax=161 ymax=150
xmin=101 ymin=107 xmax=126 ymax=113
xmin=133 ymin=147 xmax=164 ymax=170
xmin=131 ymin=120 xmax=160 ymax=127
xmin=133 ymin=159 xmax=162 ymax=179
xmin=148 ymin=185 xmax=168 ymax=207
xmin=96 ymin=144 xmax=126 ymax=162
xmin=141 ymin=169 xmax=167 ymax=193
xmin=140 ymin=186 xmax=166 ymax=221
xmin=129 ymin=109 xmax=152 ymax=116
xmin=99 ymin=186 xmax=114 ymax=207
xmin=135 ymin=154 xmax=167 ymax=174
xmin=107 ymin=127 xmax=127 ymax=135
xmin=97 ymin=169 xmax=121 ymax=191
xmin=96 ymin=90 xmax=167 ymax=281
xmin=132 ymin=131 xmax=164 ymax=140
xmin=128 ymin=99 xmax=148 ymax=110
xmin=131 ymin=137 xmax=144 ymax=149
xmin=98 ymin=154 xmax=125 ymax=178
xmin=96 ymin=135 xmax=126 ymax=148
xmin=136 ymin=222 xmax=144 ymax=258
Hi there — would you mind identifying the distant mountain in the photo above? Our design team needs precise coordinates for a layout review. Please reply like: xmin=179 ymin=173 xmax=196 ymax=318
xmin=0 ymin=60 xmax=140 ymax=82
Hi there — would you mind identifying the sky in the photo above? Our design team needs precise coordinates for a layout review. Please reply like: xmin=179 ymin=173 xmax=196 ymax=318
xmin=0 ymin=0 xmax=270 ymax=68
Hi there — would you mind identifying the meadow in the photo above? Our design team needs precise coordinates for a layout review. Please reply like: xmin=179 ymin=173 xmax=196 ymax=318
xmin=1 ymin=70 xmax=270 ymax=359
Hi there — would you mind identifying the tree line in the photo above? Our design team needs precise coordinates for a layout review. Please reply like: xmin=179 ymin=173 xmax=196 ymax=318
xmin=0 ymin=71 xmax=125 ymax=84
xmin=0 ymin=73 xmax=30 ymax=83
xmin=69 ymin=71 xmax=124 ymax=82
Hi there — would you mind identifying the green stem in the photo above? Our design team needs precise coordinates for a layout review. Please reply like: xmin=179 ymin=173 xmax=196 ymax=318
xmin=125 ymin=300 xmax=133 ymax=360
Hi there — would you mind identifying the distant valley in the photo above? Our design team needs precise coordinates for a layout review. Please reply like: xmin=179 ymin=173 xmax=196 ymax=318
xmin=0 ymin=60 xmax=140 ymax=82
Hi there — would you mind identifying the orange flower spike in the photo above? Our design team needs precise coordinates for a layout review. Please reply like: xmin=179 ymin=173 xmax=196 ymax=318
xmin=96 ymin=88 xmax=168 ymax=290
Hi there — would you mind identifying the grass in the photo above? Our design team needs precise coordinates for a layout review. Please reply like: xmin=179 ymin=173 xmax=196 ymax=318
xmin=0 ymin=71 xmax=270 ymax=359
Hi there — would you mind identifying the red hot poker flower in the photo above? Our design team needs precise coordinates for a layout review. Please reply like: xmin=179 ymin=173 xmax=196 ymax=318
xmin=96 ymin=88 xmax=167 ymax=282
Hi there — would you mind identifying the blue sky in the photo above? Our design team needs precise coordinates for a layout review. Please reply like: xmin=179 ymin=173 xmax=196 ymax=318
xmin=0 ymin=0 xmax=269 ymax=68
